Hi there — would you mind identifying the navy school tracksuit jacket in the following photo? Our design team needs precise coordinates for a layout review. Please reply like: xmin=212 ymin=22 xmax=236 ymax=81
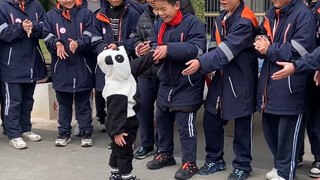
xmin=198 ymin=1 xmax=258 ymax=120
xmin=43 ymin=3 xmax=95 ymax=93
xmin=150 ymin=13 xmax=206 ymax=112
xmin=257 ymin=0 xmax=316 ymax=115
xmin=0 ymin=0 xmax=47 ymax=83
xmin=293 ymin=1 xmax=320 ymax=72
xmin=91 ymin=0 xmax=140 ymax=91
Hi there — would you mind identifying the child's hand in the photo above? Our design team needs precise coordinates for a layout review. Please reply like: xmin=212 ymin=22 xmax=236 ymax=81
xmin=153 ymin=45 xmax=167 ymax=61
xmin=22 ymin=19 xmax=33 ymax=38
xmin=139 ymin=41 xmax=151 ymax=55
xmin=271 ymin=61 xmax=295 ymax=80
xmin=253 ymin=35 xmax=270 ymax=55
xmin=108 ymin=43 xmax=118 ymax=50
xmin=314 ymin=70 xmax=320 ymax=86
xmin=115 ymin=133 xmax=128 ymax=147
xmin=182 ymin=59 xmax=201 ymax=75
xmin=56 ymin=42 xmax=68 ymax=59
xmin=135 ymin=42 xmax=144 ymax=56
xmin=68 ymin=38 xmax=78 ymax=53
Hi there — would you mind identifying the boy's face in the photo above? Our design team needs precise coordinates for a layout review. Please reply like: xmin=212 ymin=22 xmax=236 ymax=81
xmin=58 ymin=0 xmax=76 ymax=9
xmin=154 ymin=0 xmax=180 ymax=23
xmin=108 ymin=0 xmax=123 ymax=7
xmin=147 ymin=0 xmax=155 ymax=8
xmin=219 ymin=0 xmax=240 ymax=13
xmin=272 ymin=0 xmax=291 ymax=8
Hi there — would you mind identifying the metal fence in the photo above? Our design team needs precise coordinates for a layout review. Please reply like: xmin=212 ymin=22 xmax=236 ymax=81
xmin=204 ymin=0 xmax=273 ymax=36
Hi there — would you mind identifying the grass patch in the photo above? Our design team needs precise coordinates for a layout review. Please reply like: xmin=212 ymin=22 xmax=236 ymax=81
xmin=40 ymin=39 xmax=50 ymax=58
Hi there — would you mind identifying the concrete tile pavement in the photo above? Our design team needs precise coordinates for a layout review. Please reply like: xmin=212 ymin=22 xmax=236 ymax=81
xmin=0 ymin=109 xmax=315 ymax=180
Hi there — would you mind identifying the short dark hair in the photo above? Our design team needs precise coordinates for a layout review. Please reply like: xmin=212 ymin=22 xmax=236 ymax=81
xmin=155 ymin=0 xmax=179 ymax=6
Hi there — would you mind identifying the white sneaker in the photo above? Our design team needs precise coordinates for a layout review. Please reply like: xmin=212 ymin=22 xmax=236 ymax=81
xmin=55 ymin=134 xmax=71 ymax=147
xmin=266 ymin=168 xmax=278 ymax=180
xmin=9 ymin=137 xmax=27 ymax=149
xmin=309 ymin=161 xmax=320 ymax=178
xmin=270 ymin=175 xmax=285 ymax=180
xmin=22 ymin=131 xmax=41 ymax=142
xmin=73 ymin=123 xmax=80 ymax=136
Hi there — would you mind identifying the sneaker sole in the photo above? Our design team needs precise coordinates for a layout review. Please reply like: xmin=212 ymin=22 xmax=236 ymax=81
xmin=198 ymin=165 xmax=226 ymax=175
xmin=146 ymin=159 xmax=177 ymax=170
xmin=81 ymin=142 xmax=93 ymax=147
xmin=55 ymin=138 xmax=71 ymax=147
xmin=175 ymin=170 xmax=198 ymax=180
xmin=309 ymin=172 xmax=320 ymax=178
xmin=9 ymin=143 xmax=27 ymax=150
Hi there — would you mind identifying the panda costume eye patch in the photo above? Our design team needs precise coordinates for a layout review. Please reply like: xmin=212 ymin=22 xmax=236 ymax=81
xmin=115 ymin=55 xmax=124 ymax=63
xmin=105 ymin=55 xmax=113 ymax=65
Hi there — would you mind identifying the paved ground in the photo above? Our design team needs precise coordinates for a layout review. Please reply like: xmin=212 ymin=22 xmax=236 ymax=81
xmin=0 ymin=108 xmax=316 ymax=180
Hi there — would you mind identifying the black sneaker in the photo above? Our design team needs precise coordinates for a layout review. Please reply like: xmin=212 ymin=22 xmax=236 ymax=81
xmin=297 ymin=157 xmax=303 ymax=167
xmin=107 ymin=141 xmax=112 ymax=149
xmin=174 ymin=162 xmax=198 ymax=180
xmin=109 ymin=173 xmax=121 ymax=180
xmin=146 ymin=153 xmax=176 ymax=170
xmin=198 ymin=159 xmax=226 ymax=175
xmin=228 ymin=169 xmax=250 ymax=180
xmin=134 ymin=147 xmax=154 ymax=159
xmin=309 ymin=161 xmax=320 ymax=178
xmin=80 ymin=131 xmax=93 ymax=147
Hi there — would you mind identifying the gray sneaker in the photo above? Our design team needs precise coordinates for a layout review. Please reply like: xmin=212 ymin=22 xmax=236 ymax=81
xmin=80 ymin=132 xmax=93 ymax=147
xmin=55 ymin=134 xmax=71 ymax=147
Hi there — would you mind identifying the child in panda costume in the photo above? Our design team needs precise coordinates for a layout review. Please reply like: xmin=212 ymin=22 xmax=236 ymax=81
xmin=97 ymin=46 xmax=154 ymax=180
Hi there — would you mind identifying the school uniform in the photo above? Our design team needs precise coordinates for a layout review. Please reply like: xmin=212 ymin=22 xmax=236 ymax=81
xmin=197 ymin=1 xmax=258 ymax=173
xmin=257 ymin=0 xmax=316 ymax=179
xmin=0 ymin=0 xmax=47 ymax=139
xmin=150 ymin=11 xmax=206 ymax=163
xmin=43 ymin=2 xmax=95 ymax=135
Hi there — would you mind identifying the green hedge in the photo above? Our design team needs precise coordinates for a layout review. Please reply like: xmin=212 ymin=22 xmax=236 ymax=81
xmin=191 ymin=0 xmax=205 ymax=23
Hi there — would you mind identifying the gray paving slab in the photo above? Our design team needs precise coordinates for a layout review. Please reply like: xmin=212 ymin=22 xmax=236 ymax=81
xmin=0 ymin=109 xmax=315 ymax=180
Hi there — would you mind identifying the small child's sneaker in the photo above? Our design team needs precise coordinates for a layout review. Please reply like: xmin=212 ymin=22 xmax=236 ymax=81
xmin=9 ymin=137 xmax=27 ymax=149
xmin=22 ymin=131 xmax=41 ymax=142
xmin=55 ymin=134 xmax=71 ymax=147
xmin=109 ymin=173 xmax=121 ymax=180
xmin=80 ymin=132 xmax=93 ymax=147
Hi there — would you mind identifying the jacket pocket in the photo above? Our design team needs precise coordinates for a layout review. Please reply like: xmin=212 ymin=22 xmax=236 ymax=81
xmin=287 ymin=76 xmax=293 ymax=94
xmin=53 ymin=58 xmax=60 ymax=73
xmin=228 ymin=77 xmax=237 ymax=98
xmin=84 ymin=58 xmax=92 ymax=74
xmin=7 ymin=47 xmax=12 ymax=66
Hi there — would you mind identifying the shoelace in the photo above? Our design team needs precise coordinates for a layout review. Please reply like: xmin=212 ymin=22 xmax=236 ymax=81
xmin=155 ymin=154 xmax=162 ymax=160
xmin=205 ymin=162 xmax=217 ymax=168
xmin=182 ymin=162 xmax=191 ymax=170
xmin=313 ymin=161 xmax=320 ymax=168
xmin=233 ymin=169 xmax=245 ymax=177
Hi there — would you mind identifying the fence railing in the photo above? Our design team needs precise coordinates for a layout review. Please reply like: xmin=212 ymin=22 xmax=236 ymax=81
xmin=204 ymin=0 xmax=272 ymax=36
